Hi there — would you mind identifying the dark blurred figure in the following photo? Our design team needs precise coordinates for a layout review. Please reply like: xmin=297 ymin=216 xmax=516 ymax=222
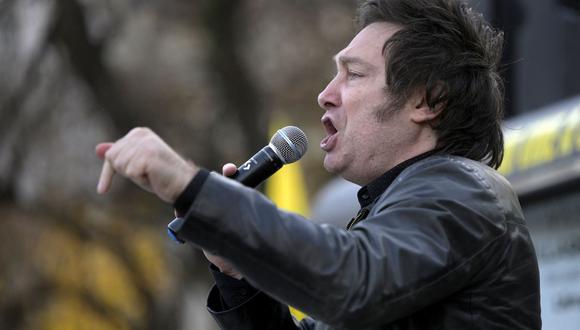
xmin=477 ymin=0 xmax=580 ymax=117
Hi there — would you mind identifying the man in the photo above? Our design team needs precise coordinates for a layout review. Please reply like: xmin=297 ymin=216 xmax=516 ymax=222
xmin=96 ymin=0 xmax=541 ymax=329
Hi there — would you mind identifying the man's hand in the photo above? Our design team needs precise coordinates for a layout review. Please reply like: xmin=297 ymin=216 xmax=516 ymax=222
xmin=202 ymin=162 xmax=244 ymax=279
xmin=96 ymin=127 xmax=198 ymax=203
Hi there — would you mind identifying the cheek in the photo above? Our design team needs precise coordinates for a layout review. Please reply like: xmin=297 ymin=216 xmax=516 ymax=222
xmin=343 ymin=88 xmax=367 ymax=107
xmin=348 ymin=85 xmax=389 ymax=112
xmin=342 ymin=83 xmax=390 ymax=131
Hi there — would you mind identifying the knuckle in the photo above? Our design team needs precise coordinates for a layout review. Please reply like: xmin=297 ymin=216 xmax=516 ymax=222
xmin=125 ymin=162 xmax=144 ymax=178
xmin=104 ymin=149 xmax=112 ymax=160
xmin=110 ymin=159 xmax=122 ymax=172
xmin=125 ymin=167 xmax=139 ymax=178
xmin=129 ymin=127 xmax=152 ymax=137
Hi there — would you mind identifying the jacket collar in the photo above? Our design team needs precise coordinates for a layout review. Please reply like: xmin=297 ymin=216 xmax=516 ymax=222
xmin=356 ymin=149 xmax=439 ymax=208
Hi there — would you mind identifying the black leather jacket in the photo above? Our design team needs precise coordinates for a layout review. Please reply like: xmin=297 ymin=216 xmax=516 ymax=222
xmin=175 ymin=155 xmax=541 ymax=329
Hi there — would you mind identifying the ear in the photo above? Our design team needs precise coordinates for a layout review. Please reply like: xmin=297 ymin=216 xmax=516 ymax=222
xmin=409 ymin=87 xmax=445 ymax=124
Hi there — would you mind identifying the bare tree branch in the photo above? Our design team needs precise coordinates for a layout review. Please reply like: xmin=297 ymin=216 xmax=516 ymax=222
xmin=51 ymin=0 xmax=137 ymax=134
xmin=201 ymin=0 xmax=267 ymax=155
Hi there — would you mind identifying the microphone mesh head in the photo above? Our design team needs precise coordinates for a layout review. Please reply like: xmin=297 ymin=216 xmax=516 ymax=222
xmin=269 ymin=126 xmax=308 ymax=164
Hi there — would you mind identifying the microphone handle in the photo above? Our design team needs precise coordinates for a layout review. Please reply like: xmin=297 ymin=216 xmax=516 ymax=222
xmin=230 ymin=146 xmax=284 ymax=188
xmin=167 ymin=145 xmax=284 ymax=244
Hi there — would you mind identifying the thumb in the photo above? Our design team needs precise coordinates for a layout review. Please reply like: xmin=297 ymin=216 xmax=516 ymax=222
xmin=95 ymin=143 xmax=113 ymax=160
xmin=222 ymin=163 xmax=238 ymax=177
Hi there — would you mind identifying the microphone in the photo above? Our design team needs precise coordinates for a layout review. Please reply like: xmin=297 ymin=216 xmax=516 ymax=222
xmin=167 ymin=126 xmax=308 ymax=244
xmin=231 ymin=126 xmax=309 ymax=188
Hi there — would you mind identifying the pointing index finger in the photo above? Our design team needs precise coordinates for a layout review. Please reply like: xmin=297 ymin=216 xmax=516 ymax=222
xmin=97 ymin=160 xmax=115 ymax=194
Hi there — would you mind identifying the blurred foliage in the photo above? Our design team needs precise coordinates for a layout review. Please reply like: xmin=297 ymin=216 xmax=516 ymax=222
xmin=0 ymin=0 xmax=357 ymax=329
xmin=0 ymin=198 xmax=184 ymax=329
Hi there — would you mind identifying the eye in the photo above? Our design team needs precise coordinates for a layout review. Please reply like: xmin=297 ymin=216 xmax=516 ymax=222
xmin=347 ymin=71 xmax=364 ymax=80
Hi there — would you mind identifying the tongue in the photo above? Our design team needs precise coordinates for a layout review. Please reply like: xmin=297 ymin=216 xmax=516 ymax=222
xmin=320 ymin=133 xmax=337 ymax=151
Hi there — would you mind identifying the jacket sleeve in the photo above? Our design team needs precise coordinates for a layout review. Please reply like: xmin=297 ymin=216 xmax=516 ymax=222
xmin=177 ymin=158 xmax=509 ymax=328
xmin=206 ymin=263 xmax=311 ymax=330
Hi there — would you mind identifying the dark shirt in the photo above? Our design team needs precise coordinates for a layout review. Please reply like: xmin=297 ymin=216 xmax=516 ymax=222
xmin=347 ymin=149 xmax=438 ymax=229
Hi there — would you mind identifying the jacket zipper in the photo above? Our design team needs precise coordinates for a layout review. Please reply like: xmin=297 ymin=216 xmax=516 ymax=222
xmin=346 ymin=208 xmax=370 ymax=230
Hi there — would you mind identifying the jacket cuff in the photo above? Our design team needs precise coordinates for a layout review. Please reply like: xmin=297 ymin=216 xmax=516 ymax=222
xmin=173 ymin=168 xmax=210 ymax=216
xmin=207 ymin=284 xmax=298 ymax=330
xmin=209 ymin=263 xmax=259 ymax=309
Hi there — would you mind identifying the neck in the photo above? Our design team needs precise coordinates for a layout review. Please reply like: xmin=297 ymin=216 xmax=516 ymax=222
xmin=350 ymin=138 xmax=438 ymax=186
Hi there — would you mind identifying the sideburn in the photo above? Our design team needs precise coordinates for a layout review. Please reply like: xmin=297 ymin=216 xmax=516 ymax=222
xmin=374 ymin=88 xmax=403 ymax=122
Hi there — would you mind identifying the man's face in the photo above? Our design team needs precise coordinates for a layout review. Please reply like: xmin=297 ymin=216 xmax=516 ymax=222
xmin=318 ymin=22 xmax=423 ymax=185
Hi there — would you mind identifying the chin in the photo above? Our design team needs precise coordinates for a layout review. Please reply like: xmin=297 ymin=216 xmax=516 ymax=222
xmin=323 ymin=156 xmax=346 ymax=176
xmin=324 ymin=158 xmax=366 ymax=184
xmin=322 ymin=157 xmax=338 ymax=174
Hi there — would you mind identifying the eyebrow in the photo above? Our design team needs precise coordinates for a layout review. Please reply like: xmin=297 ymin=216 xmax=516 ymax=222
xmin=333 ymin=55 xmax=376 ymax=70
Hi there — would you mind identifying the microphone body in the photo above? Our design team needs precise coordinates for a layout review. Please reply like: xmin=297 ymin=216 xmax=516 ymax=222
xmin=230 ymin=145 xmax=284 ymax=188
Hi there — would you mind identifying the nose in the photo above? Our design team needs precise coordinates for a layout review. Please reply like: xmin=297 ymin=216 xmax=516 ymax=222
xmin=317 ymin=77 xmax=341 ymax=110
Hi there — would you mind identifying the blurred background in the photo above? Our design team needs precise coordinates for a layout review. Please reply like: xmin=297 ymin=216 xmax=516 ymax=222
xmin=0 ymin=0 xmax=579 ymax=329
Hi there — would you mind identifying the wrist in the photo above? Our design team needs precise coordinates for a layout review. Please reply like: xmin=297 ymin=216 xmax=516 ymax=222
xmin=172 ymin=168 xmax=210 ymax=215
xmin=217 ymin=266 xmax=244 ymax=280
xmin=169 ymin=164 xmax=199 ymax=203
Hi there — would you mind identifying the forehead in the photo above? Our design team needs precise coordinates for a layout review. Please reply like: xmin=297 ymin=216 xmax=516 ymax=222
xmin=335 ymin=22 xmax=400 ymax=66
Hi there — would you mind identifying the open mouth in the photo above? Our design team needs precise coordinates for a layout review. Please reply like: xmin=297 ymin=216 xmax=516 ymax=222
xmin=320 ymin=117 xmax=338 ymax=151
xmin=323 ymin=117 xmax=337 ymax=135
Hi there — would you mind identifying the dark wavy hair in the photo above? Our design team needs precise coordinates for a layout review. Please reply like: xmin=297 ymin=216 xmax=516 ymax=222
xmin=357 ymin=0 xmax=505 ymax=169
